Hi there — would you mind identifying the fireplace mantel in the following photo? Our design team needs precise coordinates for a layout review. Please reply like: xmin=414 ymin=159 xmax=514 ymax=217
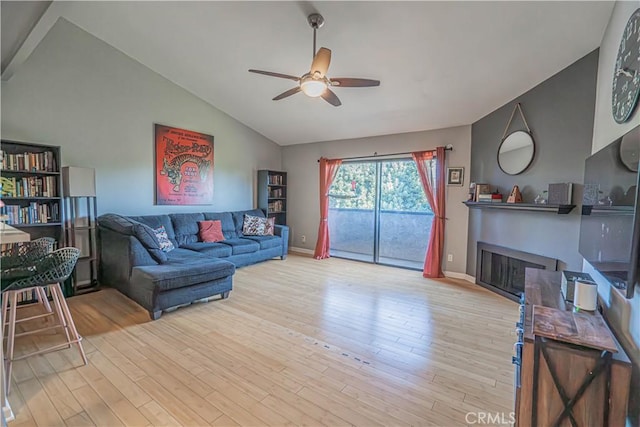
xmin=464 ymin=201 xmax=576 ymax=214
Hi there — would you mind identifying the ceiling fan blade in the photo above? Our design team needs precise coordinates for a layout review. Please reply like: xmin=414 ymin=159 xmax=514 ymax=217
xmin=321 ymin=88 xmax=341 ymax=107
xmin=272 ymin=86 xmax=301 ymax=101
xmin=248 ymin=69 xmax=300 ymax=82
xmin=310 ymin=47 xmax=331 ymax=77
xmin=330 ymin=78 xmax=380 ymax=87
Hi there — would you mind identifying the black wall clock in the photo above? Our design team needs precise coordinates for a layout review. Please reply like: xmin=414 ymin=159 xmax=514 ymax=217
xmin=612 ymin=8 xmax=640 ymax=124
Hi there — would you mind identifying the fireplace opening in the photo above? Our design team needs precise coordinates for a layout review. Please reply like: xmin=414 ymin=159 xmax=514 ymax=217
xmin=476 ymin=242 xmax=558 ymax=301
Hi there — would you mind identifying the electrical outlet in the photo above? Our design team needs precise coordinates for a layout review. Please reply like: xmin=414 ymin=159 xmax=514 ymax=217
xmin=301 ymin=235 xmax=306 ymax=243
xmin=447 ymin=254 xmax=453 ymax=262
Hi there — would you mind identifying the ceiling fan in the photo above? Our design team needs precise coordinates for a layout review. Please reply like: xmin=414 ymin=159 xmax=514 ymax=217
xmin=249 ymin=13 xmax=380 ymax=107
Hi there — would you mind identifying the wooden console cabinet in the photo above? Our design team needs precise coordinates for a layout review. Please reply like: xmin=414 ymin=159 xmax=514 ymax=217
xmin=515 ymin=269 xmax=631 ymax=426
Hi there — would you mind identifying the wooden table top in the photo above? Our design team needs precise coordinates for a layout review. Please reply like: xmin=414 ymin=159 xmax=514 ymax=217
xmin=0 ymin=222 xmax=30 ymax=244
xmin=524 ymin=268 xmax=630 ymax=362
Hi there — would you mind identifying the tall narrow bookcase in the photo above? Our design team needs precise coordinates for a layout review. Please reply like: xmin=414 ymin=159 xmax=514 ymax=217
xmin=0 ymin=140 xmax=64 ymax=244
xmin=258 ymin=170 xmax=287 ymax=225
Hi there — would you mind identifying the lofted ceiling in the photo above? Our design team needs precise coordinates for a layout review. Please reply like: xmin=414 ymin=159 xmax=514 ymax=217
xmin=2 ymin=1 xmax=614 ymax=146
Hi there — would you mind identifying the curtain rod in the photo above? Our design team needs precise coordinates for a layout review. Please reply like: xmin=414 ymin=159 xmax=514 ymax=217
xmin=317 ymin=145 xmax=453 ymax=162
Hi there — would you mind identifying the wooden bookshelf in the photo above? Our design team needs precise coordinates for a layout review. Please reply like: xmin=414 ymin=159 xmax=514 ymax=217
xmin=1 ymin=140 xmax=64 ymax=244
xmin=258 ymin=170 xmax=287 ymax=225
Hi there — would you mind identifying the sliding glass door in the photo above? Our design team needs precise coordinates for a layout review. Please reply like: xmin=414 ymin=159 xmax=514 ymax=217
xmin=328 ymin=162 xmax=376 ymax=262
xmin=328 ymin=158 xmax=432 ymax=269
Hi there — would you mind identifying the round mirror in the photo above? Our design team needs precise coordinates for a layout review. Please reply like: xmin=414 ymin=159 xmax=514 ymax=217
xmin=498 ymin=130 xmax=535 ymax=175
xmin=619 ymin=125 xmax=640 ymax=172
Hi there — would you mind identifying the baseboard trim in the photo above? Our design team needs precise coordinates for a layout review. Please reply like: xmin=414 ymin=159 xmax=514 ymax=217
xmin=444 ymin=271 xmax=475 ymax=283
xmin=289 ymin=247 xmax=314 ymax=256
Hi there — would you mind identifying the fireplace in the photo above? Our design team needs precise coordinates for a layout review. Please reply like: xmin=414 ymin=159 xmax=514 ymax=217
xmin=476 ymin=242 xmax=558 ymax=301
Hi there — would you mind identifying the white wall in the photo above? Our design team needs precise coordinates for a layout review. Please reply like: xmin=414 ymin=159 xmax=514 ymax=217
xmin=1 ymin=19 xmax=281 ymax=215
xmin=589 ymin=2 xmax=639 ymax=419
xmin=282 ymin=126 xmax=471 ymax=275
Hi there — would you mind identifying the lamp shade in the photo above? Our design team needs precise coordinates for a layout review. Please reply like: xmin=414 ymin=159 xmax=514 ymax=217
xmin=62 ymin=166 xmax=96 ymax=197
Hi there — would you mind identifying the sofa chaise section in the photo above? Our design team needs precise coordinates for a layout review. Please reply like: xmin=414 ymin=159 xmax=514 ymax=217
xmin=98 ymin=210 xmax=289 ymax=319
xmin=98 ymin=213 xmax=236 ymax=319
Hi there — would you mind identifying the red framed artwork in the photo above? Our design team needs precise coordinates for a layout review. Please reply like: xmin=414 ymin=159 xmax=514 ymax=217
xmin=154 ymin=124 xmax=214 ymax=205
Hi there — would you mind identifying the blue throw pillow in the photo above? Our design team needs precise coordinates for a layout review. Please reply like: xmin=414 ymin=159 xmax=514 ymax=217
xmin=131 ymin=222 xmax=168 ymax=263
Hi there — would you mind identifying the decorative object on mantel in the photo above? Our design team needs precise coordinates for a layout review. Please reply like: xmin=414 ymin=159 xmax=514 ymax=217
xmin=534 ymin=190 xmax=548 ymax=204
xmin=446 ymin=167 xmax=464 ymax=186
xmin=497 ymin=103 xmax=535 ymax=175
xmin=547 ymin=183 xmax=573 ymax=205
xmin=467 ymin=182 xmax=476 ymax=201
xmin=463 ymin=201 xmax=576 ymax=214
xmin=474 ymin=183 xmax=491 ymax=202
xmin=506 ymin=185 xmax=523 ymax=203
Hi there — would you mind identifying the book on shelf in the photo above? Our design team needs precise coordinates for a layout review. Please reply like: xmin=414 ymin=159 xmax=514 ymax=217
xmin=477 ymin=194 xmax=503 ymax=203
xmin=0 ymin=202 xmax=59 ymax=225
xmin=0 ymin=150 xmax=57 ymax=172
xmin=268 ymin=174 xmax=284 ymax=185
xmin=269 ymin=188 xmax=284 ymax=198
xmin=268 ymin=200 xmax=285 ymax=213
xmin=0 ymin=176 xmax=57 ymax=197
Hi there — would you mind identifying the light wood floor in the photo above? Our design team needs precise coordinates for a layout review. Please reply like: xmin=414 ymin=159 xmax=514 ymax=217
xmin=6 ymin=254 xmax=519 ymax=427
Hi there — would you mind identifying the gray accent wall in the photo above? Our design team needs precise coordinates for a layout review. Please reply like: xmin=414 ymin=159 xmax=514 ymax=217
xmin=467 ymin=50 xmax=599 ymax=276
xmin=282 ymin=126 xmax=471 ymax=275
xmin=1 ymin=19 xmax=281 ymax=216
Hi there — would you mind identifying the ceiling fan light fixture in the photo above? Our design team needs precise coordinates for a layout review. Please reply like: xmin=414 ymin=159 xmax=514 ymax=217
xmin=300 ymin=75 xmax=327 ymax=97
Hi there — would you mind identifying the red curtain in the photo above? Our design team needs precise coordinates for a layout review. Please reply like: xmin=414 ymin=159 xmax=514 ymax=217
xmin=412 ymin=147 xmax=446 ymax=278
xmin=313 ymin=157 xmax=343 ymax=259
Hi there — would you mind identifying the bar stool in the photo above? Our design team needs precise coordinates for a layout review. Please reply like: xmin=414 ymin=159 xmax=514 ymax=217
xmin=2 ymin=247 xmax=87 ymax=394
xmin=1 ymin=237 xmax=57 ymax=311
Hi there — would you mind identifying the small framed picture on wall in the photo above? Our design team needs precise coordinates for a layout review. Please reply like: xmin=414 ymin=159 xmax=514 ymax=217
xmin=447 ymin=167 xmax=464 ymax=186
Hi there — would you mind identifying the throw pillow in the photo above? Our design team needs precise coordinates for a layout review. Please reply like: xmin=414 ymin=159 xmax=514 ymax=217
xmin=263 ymin=217 xmax=275 ymax=236
xmin=132 ymin=222 xmax=168 ymax=263
xmin=198 ymin=220 xmax=225 ymax=242
xmin=154 ymin=225 xmax=175 ymax=252
xmin=242 ymin=214 xmax=266 ymax=236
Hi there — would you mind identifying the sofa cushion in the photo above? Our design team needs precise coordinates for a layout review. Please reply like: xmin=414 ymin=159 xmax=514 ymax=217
xmin=130 ymin=215 xmax=178 ymax=247
xmin=181 ymin=242 xmax=232 ymax=258
xmin=198 ymin=220 xmax=225 ymax=242
xmin=232 ymin=209 xmax=265 ymax=236
xmin=203 ymin=212 xmax=237 ymax=240
xmin=132 ymin=259 xmax=235 ymax=292
xmin=242 ymin=235 xmax=282 ymax=250
xmin=170 ymin=213 xmax=205 ymax=245
xmin=165 ymin=248 xmax=213 ymax=264
xmin=220 ymin=238 xmax=261 ymax=255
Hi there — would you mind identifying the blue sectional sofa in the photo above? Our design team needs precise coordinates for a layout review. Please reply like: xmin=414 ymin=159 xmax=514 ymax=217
xmin=97 ymin=209 xmax=288 ymax=319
